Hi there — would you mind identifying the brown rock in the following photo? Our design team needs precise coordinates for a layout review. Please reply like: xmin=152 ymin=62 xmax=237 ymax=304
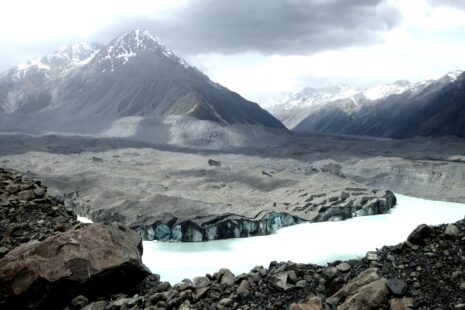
xmin=290 ymin=297 xmax=323 ymax=310
xmin=389 ymin=297 xmax=414 ymax=310
xmin=5 ymin=183 xmax=19 ymax=194
xmin=17 ymin=190 xmax=35 ymax=201
xmin=0 ymin=223 xmax=149 ymax=309
xmin=336 ymin=262 xmax=351 ymax=272
xmin=53 ymin=223 xmax=66 ymax=232
xmin=331 ymin=268 xmax=380 ymax=300
xmin=338 ymin=278 xmax=389 ymax=310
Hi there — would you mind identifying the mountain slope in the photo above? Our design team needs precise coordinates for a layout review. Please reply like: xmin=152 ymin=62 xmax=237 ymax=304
xmin=0 ymin=30 xmax=284 ymax=138
xmin=293 ymin=71 xmax=465 ymax=138
xmin=263 ymin=81 xmax=426 ymax=129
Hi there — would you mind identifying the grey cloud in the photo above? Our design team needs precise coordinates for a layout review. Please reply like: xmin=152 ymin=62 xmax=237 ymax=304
xmin=95 ymin=0 xmax=401 ymax=56
xmin=0 ymin=0 xmax=401 ymax=73
xmin=427 ymin=0 xmax=465 ymax=10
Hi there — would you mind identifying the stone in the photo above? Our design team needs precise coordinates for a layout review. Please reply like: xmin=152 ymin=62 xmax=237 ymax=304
xmin=71 ymin=295 xmax=89 ymax=308
xmin=193 ymin=276 xmax=211 ymax=288
xmin=296 ymin=280 xmax=307 ymax=288
xmin=407 ymin=224 xmax=433 ymax=245
xmin=81 ymin=301 xmax=108 ymax=310
xmin=219 ymin=298 xmax=234 ymax=307
xmin=323 ymin=266 xmax=338 ymax=279
xmin=0 ymin=247 xmax=8 ymax=255
xmin=338 ymin=278 xmax=389 ymax=310
xmin=179 ymin=289 xmax=193 ymax=301
xmin=445 ymin=224 xmax=460 ymax=236
xmin=386 ymin=279 xmax=407 ymax=296
xmin=336 ymin=262 xmax=351 ymax=272
xmin=54 ymin=223 xmax=66 ymax=232
xmin=113 ymin=297 xmax=131 ymax=307
xmin=331 ymin=268 xmax=380 ymax=300
xmin=33 ymin=188 xmax=46 ymax=198
xmin=174 ymin=280 xmax=194 ymax=291
xmin=325 ymin=296 xmax=340 ymax=307
xmin=149 ymin=292 xmax=167 ymax=303
xmin=271 ymin=271 xmax=292 ymax=291
xmin=126 ymin=294 xmax=143 ymax=307
xmin=288 ymin=270 xmax=298 ymax=282
xmin=366 ymin=252 xmax=378 ymax=261
xmin=17 ymin=190 xmax=35 ymax=201
xmin=208 ymin=159 xmax=221 ymax=167
xmin=0 ymin=223 xmax=149 ymax=309
xmin=237 ymin=280 xmax=250 ymax=296
xmin=154 ymin=281 xmax=172 ymax=292
xmin=389 ymin=297 xmax=414 ymax=310
xmin=460 ymin=281 xmax=465 ymax=291
xmin=219 ymin=268 xmax=235 ymax=286
xmin=290 ymin=297 xmax=323 ymax=310
xmin=5 ymin=183 xmax=19 ymax=194
xmin=166 ymin=289 xmax=179 ymax=302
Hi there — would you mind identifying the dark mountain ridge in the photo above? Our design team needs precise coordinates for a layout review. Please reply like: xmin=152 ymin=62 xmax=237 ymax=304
xmin=294 ymin=71 xmax=465 ymax=138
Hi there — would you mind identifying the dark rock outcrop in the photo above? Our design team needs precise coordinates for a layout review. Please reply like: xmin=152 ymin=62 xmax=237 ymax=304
xmin=208 ymin=159 xmax=221 ymax=167
xmin=0 ymin=223 xmax=149 ymax=309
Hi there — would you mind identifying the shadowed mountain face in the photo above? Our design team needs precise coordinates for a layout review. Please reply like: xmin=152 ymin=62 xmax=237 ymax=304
xmin=0 ymin=30 xmax=284 ymax=136
xmin=293 ymin=72 xmax=465 ymax=138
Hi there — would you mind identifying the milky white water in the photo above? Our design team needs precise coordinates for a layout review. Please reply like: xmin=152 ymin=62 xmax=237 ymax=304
xmin=141 ymin=194 xmax=465 ymax=284
xmin=77 ymin=194 xmax=465 ymax=284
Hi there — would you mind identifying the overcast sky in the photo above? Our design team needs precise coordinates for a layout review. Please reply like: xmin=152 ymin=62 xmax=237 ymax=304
xmin=1 ymin=0 xmax=465 ymax=101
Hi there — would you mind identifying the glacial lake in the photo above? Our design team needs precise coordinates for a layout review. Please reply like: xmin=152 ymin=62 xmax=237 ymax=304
xmin=78 ymin=194 xmax=465 ymax=284
xmin=140 ymin=194 xmax=465 ymax=284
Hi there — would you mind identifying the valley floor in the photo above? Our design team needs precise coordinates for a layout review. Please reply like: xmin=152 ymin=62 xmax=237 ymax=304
xmin=0 ymin=133 xmax=464 ymax=239
xmin=1 ymin=132 xmax=465 ymax=309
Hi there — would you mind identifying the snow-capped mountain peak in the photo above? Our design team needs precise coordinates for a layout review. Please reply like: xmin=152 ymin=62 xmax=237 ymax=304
xmin=98 ymin=29 xmax=190 ymax=72
xmin=362 ymin=80 xmax=412 ymax=101
xmin=3 ymin=42 xmax=101 ymax=81
xmin=263 ymin=84 xmax=359 ymax=110
xmin=444 ymin=70 xmax=463 ymax=82
xmin=47 ymin=42 xmax=101 ymax=65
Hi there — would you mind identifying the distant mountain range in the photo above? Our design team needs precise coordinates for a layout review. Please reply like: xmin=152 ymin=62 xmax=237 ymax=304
xmin=0 ymin=30 xmax=284 ymax=141
xmin=2 ymin=30 xmax=464 ymax=142
xmin=264 ymin=71 xmax=465 ymax=138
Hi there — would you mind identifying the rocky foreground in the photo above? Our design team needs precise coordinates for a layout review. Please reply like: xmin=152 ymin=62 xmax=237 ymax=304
xmin=1 ymin=168 xmax=464 ymax=309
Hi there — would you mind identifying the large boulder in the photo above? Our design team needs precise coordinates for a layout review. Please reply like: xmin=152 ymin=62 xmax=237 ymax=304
xmin=330 ymin=268 xmax=380 ymax=300
xmin=338 ymin=278 xmax=388 ymax=310
xmin=407 ymin=224 xmax=433 ymax=245
xmin=0 ymin=223 xmax=149 ymax=309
